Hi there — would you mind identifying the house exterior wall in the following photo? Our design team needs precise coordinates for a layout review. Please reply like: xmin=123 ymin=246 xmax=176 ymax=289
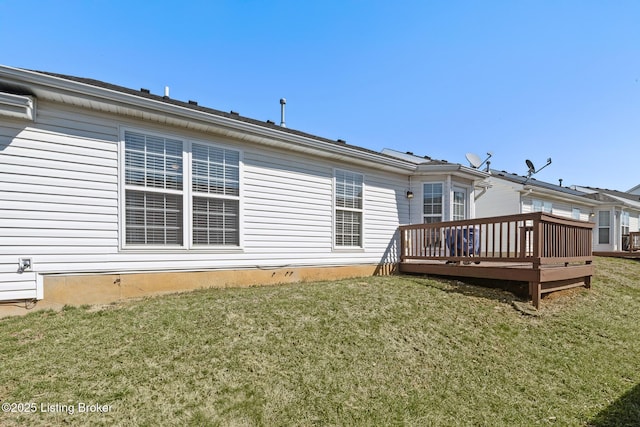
xmin=0 ymin=100 xmax=409 ymax=301
xmin=407 ymin=175 xmax=476 ymax=224
xmin=630 ymin=212 xmax=639 ymax=232
xmin=520 ymin=196 xmax=591 ymax=221
xmin=474 ymin=176 xmax=521 ymax=219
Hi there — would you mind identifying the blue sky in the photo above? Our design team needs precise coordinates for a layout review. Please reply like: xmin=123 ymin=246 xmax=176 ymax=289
xmin=1 ymin=0 xmax=638 ymax=190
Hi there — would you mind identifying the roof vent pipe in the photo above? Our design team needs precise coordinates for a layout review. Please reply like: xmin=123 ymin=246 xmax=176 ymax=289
xmin=164 ymin=86 xmax=170 ymax=98
xmin=280 ymin=98 xmax=286 ymax=127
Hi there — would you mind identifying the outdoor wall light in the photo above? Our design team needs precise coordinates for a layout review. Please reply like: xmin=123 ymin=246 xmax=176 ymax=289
xmin=406 ymin=191 xmax=414 ymax=199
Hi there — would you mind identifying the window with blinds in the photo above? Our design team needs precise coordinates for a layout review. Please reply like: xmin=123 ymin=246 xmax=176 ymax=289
xmin=123 ymin=130 xmax=240 ymax=248
xmin=192 ymin=144 xmax=239 ymax=246
xmin=124 ymin=131 xmax=184 ymax=245
xmin=335 ymin=170 xmax=363 ymax=247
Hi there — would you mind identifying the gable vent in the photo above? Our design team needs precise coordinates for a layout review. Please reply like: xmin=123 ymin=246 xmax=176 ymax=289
xmin=0 ymin=92 xmax=35 ymax=121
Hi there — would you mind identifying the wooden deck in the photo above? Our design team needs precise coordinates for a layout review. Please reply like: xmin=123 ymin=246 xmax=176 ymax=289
xmin=399 ymin=213 xmax=595 ymax=308
xmin=595 ymin=232 xmax=640 ymax=258
xmin=594 ymin=252 xmax=640 ymax=259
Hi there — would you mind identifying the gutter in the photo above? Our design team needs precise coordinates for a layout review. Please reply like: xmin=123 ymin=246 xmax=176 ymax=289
xmin=519 ymin=185 xmax=600 ymax=207
xmin=414 ymin=163 xmax=490 ymax=181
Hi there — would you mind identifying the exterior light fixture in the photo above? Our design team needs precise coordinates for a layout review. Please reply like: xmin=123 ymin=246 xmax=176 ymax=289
xmin=406 ymin=191 xmax=414 ymax=199
xmin=18 ymin=257 xmax=32 ymax=273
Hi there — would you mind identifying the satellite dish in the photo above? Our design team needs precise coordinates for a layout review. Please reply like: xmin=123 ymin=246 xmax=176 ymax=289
xmin=465 ymin=153 xmax=482 ymax=168
xmin=524 ymin=157 xmax=552 ymax=183
xmin=525 ymin=159 xmax=536 ymax=173
xmin=465 ymin=152 xmax=493 ymax=169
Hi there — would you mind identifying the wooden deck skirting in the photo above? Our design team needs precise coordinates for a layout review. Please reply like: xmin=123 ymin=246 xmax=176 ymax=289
xmin=399 ymin=213 xmax=595 ymax=308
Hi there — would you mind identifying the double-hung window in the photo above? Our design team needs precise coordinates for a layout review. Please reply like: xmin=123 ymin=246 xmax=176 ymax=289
xmin=598 ymin=211 xmax=610 ymax=245
xmin=124 ymin=131 xmax=184 ymax=245
xmin=192 ymin=143 xmax=240 ymax=246
xmin=572 ymin=208 xmax=581 ymax=220
xmin=123 ymin=130 xmax=240 ymax=248
xmin=532 ymin=199 xmax=552 ymax=213
xmin=335 ymin=170 xmax=363 ymax=247
xmin=452 ymin=187 xmax=467 ymax=221
xmin=621 ymin=211 xmax=630 ymax=237
xmin=423 ymin=183 xmax=443 ymax=223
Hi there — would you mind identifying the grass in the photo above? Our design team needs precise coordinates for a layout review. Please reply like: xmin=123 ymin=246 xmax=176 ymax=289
xmin=0 ymin=257 xmax=639 ymax=426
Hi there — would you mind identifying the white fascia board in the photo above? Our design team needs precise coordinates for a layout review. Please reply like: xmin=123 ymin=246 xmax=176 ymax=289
xmin=518 ymin=186 xmax=599 ymax=207
xmin=413 ymin=163 xmax=489 ymax=181
xmin=0 ymin=66 xmax=415 ymax=174
xmin=604 ymin=193 xmax=640 ymax=210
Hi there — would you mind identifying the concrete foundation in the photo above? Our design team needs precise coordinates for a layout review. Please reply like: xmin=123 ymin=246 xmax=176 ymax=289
xmin=0 ymin=263 xmax=396 ymax=318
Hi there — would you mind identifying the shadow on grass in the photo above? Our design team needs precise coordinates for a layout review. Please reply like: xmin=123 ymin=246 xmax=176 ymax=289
xmin=404 ymin=274 xmax=529 ymax=304
xmin=588 ymin=383 xmax=640 ymax=427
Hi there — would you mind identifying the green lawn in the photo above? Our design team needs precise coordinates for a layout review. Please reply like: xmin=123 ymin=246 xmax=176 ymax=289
xmin=1 ymin=257 xmax=639 ymax=426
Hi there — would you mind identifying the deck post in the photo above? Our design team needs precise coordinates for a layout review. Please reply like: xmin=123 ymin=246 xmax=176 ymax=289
xmin=400 ymin=229 xmax=406 ymax=263
xmin=529 ymin=281 xmax=541 ymax=309
xmin=533 ymin=215 xmax=543 ymax=262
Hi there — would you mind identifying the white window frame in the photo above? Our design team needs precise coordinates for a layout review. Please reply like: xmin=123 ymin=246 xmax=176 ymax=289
xmin=423 ymin=182 xmax=444 ymax=223
xmin=621 ymin=211 xmax=630 ymax=236
xmin=333 ymin=169 xmax=364 ymax=249
xmin=598 ymin=210 xmax=611 ymax=245
xmin=572 ymin=208 xmax=581 ymax=220
xmin=452 ymin=186 xmax=468 ymax=221
xmin=532 ymin=199 xmax=552 ymax=213
xmin=119 ymin=127 xmax=243 ymax=251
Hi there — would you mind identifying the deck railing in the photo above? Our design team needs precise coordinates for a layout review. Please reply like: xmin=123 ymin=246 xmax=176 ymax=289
xmin=630 ymin=232 xmax=640 ymax=252
xmin=400 ymin=212 xmax=594 ymax=266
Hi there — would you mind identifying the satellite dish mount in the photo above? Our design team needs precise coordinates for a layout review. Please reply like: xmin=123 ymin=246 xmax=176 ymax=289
xmin=465 ymin=152 xmax=493 ymax=170
xmin=524 ymin=157 xmax=552 ymax=183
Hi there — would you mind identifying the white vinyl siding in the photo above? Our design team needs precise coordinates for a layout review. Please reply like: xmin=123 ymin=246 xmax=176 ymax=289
xmin=474 ymin=177 xmax=521 ymax=219
xmin=334 ymin=170 xmax=364 ymax=247
xmin=0 ymin=98 xmax=410 ymax=302
xmin=1 ymin=102 xmax=118 ymax=300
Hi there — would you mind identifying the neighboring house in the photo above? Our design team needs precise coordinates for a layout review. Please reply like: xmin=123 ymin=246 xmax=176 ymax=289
xmin=572 ymin=186 xmax=640 ymax=252
xmin=627 ymin=184 xmax=640 ymax=196
xmin=474 ymin=170 xmax=640 ymax=252
xmin=0 ymin=65 xmax=487 ymax=304
xmin=475 ymin=170 xmax=596 ymax=220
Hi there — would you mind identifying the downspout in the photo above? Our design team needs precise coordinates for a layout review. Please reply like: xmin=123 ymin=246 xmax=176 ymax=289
xmin=408 ymin=175 xmax=412 ymax=225
xmin=474 ymin=187 xmax=488 ymax=200
xmin=474 ymin=182 xmax=492 ymax=201
xmin=446 ymin=175 xmax=452 ymax=221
